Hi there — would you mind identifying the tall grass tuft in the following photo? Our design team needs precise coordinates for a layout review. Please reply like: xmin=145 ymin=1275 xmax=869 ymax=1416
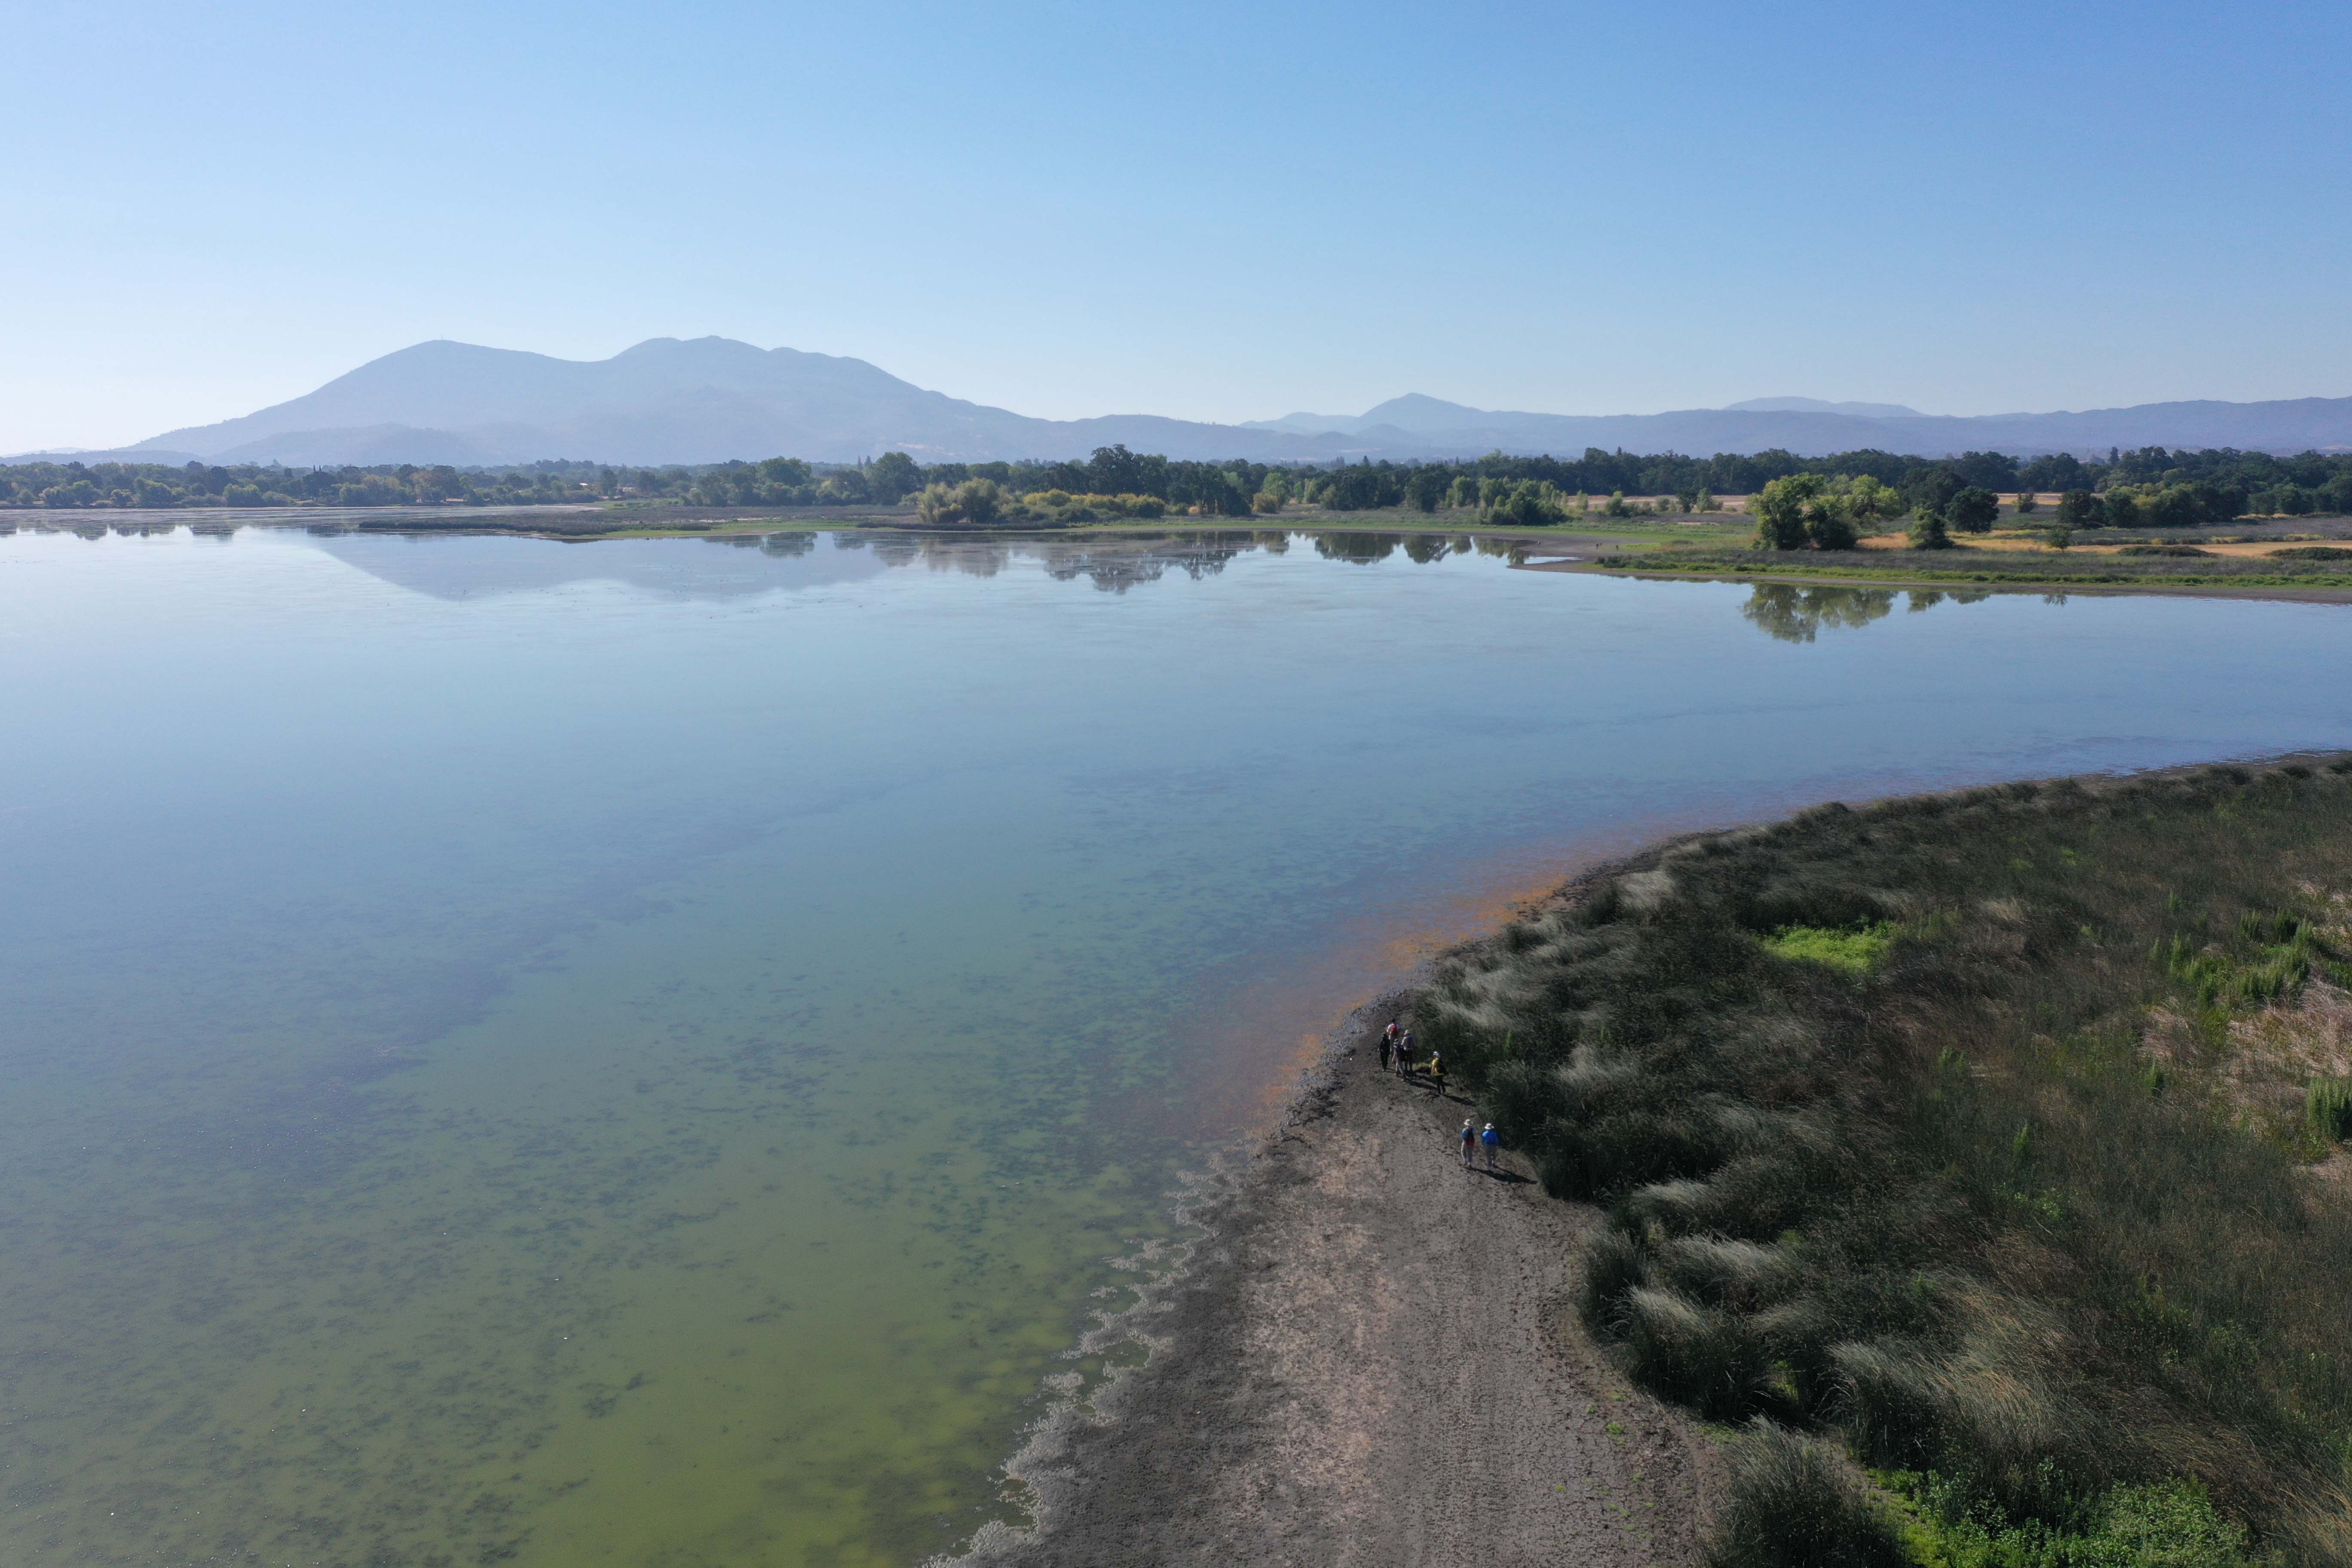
xmin=1707 ymin=1421 xmax=1908 ymax=1568
xmin=2311 ymin=1077 xmax=2352 ymax=1142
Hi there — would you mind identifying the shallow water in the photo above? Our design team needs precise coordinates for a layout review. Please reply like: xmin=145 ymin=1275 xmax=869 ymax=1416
xmin=3 ymin=525 xmax=2348 ymax=1566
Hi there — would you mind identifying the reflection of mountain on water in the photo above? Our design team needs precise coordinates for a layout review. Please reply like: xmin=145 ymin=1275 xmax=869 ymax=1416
xmin=1741 ymin=583 xmax=1992 ymax=643
xmin=311 ymin=530 xmax=888 ymax=601
xmin=289 ymin=525 xmax=1485 ymax=602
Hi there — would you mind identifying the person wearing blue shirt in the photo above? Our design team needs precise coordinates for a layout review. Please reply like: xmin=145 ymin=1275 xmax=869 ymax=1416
xmin=1481 ymin=1122 xmax=1501 ymax=1173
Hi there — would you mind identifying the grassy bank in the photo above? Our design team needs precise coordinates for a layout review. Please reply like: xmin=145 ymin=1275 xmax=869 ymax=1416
xmin=1596 ymin=544 xmax=2352 ymax=594
xmin=1415 ymin=760 xmax=2352 ymax=1566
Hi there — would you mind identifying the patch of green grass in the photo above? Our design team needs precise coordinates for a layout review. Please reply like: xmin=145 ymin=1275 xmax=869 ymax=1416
xmin=1593 ymin=547 xmax=2352 ymax=593
xmin=1763 ymin=922 xmax=1896 ymax=975
xmin=1884 ymin=1470 xmax=2257 ymax=1568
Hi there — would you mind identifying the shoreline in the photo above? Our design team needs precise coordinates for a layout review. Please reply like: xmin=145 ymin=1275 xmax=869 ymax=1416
xmin=1528 ymin=557 xmax=2352 ymax=604
xmin=957 ymin=913 xmax=1720 ymax=1565
xmin=25 ymin=514 xmax=2352 ymax=602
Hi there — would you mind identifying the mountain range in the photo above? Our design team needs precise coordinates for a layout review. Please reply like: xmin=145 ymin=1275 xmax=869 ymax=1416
xmin=16 ymin=337 xmax=2352 ymax=467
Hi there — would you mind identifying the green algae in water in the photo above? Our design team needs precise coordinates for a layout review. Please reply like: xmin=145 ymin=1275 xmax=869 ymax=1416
xmin=4 ymin=526 xmax=2352 ymax=1565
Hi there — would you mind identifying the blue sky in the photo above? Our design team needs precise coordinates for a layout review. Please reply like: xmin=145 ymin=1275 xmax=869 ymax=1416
xmin=6 ymin=0 xmax=2349 ymax=450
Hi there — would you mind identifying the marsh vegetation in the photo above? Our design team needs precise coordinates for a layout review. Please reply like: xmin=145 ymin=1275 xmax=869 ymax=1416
xmin=1417 ymin=760 xmax=2352 ymax=1565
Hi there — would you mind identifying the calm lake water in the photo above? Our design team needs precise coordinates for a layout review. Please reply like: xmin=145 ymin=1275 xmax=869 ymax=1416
xmin=5 ymin=524 xmax=2349 ymax=1567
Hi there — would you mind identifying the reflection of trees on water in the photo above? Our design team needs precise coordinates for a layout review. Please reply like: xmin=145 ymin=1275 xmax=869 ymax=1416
xmin=1742 ymin=583 xmax=1992 ymax=642
xmin=25 ymin=518 xmax=1496 ymax=595
xmin=1315 ymin=532 xmax=1402 ymax=565
xmin=1036 ymin=533 xmax=1259 ymax=592
xmin=815 ymin=530 xmax=1278 ymax=591
xmin=824 ymin=527 xmax=1492 ymax=592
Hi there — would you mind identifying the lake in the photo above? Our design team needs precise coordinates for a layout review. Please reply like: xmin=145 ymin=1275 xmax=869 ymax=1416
xmin=4 ymin=523 xmax=2348 ymax=1567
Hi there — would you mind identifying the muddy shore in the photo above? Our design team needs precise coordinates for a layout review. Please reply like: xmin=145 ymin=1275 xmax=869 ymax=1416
xmin=959 ymin=992 xmax=1716 ymax=1568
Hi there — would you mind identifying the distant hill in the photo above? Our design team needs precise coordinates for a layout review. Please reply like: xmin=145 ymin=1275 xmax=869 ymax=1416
xmin=1724 ymin=396 xmax=1925 ymax=418
xmin=1241 ymin=392 xmax=2352 ymax=463
xmin=18 ymin=338 xmax=2352 ymax=466
xmin=89 ymin=338 xmax=1360 ymax=467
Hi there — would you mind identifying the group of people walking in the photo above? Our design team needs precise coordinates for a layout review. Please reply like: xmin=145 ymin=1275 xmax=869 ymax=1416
xmin=1378 ymin=1020 xmax=1501 ymax=1173
xmin=1377 ymin=1020 xmax=1438 ymax=1084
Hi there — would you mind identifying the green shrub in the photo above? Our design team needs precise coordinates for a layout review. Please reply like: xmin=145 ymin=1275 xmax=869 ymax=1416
xmin=1910 ymin=511 xmax=1956 ymax=549
xmin=1889 ymin=1471 xmax=2256 ymax=1568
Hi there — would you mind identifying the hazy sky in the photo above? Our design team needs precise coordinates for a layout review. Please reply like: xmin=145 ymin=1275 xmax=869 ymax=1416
xmin=7 ymin=0 xmax=2349 ymax=450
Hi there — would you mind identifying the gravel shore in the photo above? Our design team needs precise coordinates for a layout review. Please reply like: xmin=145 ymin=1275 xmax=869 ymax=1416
xmin=963 ymin=996 xmax=1716 ymax=1568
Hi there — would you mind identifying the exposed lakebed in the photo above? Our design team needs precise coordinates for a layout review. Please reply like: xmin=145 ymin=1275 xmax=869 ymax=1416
xmin=3 ymin=525 xmax=2348 ymax=1566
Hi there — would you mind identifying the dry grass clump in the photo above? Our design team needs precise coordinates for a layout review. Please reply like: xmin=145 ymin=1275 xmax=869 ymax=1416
xmin=1418 ymin=757 xmax=2352 ymax=1563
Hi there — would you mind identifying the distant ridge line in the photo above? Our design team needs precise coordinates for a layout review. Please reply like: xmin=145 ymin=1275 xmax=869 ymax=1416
xmin=12 ymin=338 xmax=2352 ymax=467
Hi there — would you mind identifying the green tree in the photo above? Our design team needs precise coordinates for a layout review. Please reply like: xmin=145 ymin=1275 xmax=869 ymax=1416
xmin=413 ymin=465 xmax=469 ymax=503
xmin=866 ymin=452 xmax=921 ymax=503
xmin=914 ymin=478 xmax=1003 ymax=526
xmin=1808 ymin=505 xmax=1860 ymax=551
xmin=1750 ymin=473 xmax=1823 ymax=550
xmin=1485 ymin=481 xmax=1567 ymax=528
xmin=1948 ymin=487 xmax=2000 ymax=533
xmin=2013 ymin=489 xmax=2037 ymax=517
xmin=1084 ymin=444 xmax=1149 ymax=496
xmin=1403 ymin=470 xmax=1448 ymax=513
xmin=2144 ymin=485 xmax=2202 ymax=528
xmin=1447 ymin=476 xmax=1480 ymax=509
xmin=2105 ymin=489 xmax=2142 ymax=529
xmin=2056 ymin=489 xmax=2104 ymax=529
xmin=1841 ymin=475 xmax=1904 ymax=533
xmin=1903 ymin=462 xmax=1966 ymax=518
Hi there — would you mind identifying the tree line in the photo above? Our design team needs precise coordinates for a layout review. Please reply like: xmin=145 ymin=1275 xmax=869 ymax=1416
xmin=0 ymin=459 xmax=610 ymax=510
xmin=9 ymin=443 xmax=2350 ymax=522
xmin=1745 ymin=450 xmax=2352 ymax=552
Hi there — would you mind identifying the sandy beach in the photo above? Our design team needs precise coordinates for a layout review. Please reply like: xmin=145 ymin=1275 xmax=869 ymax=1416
xmin=965 ymin=995 xmax=1716 ymax=1568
